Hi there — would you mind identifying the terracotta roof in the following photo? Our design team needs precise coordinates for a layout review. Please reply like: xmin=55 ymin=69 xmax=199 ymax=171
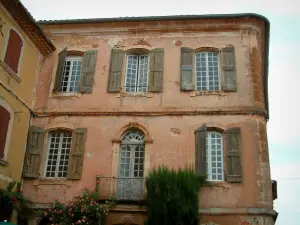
xmin=0 ymin=0 xmax=56 ymax=56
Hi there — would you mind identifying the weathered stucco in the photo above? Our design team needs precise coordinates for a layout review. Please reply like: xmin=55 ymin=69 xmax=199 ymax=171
xmin=22 ymin=16 xmax=274 ymax=225
xmin=0 ymin=4 xmax=41 ymax=187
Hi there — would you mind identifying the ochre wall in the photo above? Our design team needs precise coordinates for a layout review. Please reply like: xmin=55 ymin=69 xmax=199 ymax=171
xmin=0 ymin=5 xmax=41 ymax=188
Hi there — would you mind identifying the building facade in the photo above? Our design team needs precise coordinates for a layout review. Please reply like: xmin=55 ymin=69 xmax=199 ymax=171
xmin=22 ymin=14 xmax=276 ymax=225
xmin=0 ymin=0 xmax=55 ymax=222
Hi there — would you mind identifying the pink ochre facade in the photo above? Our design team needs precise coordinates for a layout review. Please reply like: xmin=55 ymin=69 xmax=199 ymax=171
xmin=22 ymin=15 xmax=276 ymax=225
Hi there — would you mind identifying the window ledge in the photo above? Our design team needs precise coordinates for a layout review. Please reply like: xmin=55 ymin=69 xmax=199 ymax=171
xmin=0 ymin=158 xmax=9 ymax=166
xmin=202 ymin=181 xmax=241 ymax=187
xmin=33 ymin=177 xmax=72 ymax=187
xmin=189 ymin=90 xmax=227 ymax=97
xmin=0 ymin=60 xmax=21 ymax=83
xmin=117 ymin=92 xmax=153 ymax=98
xmin=51 ymin=92 xmax=83 ymax=98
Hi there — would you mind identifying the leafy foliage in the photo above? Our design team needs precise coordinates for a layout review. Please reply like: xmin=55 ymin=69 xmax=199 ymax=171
xmin=42 ymin=187 xmax=113 ymax=225
xmin=0 ymin=181 xmax=26 ymax=209
xmin=0 ymin=181 xmax=26 ymax=221
xmin=145 ymin=166 xmax=205 ymax=225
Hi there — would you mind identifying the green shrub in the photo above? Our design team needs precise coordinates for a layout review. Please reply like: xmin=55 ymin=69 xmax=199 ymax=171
xmin=145 ymin=166 xmax=205 ymax=225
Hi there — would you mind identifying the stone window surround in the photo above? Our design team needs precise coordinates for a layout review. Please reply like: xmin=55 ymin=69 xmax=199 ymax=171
xmin=121 ymin=47 xmax=151 ymax=95
xmin=38 ymin=125 xmax=75 ymax=183
xmin=111 ymin=122 xmax=153 ymax=195
xmin=191 ymin=47 xmax=225 ymax=96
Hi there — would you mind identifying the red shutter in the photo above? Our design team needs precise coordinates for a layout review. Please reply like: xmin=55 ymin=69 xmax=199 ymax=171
xmin=0 ymin=106 xmax=10 ymax=158
xmin=4 ymin=30 xmax=23 ymax=73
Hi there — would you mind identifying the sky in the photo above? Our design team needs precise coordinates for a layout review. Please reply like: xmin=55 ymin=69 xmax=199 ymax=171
xmin=20 ymin=0 xmax=300 ymax=224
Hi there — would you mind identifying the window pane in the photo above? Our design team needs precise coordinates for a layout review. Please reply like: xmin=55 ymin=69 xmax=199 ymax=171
xmin=125 ymin=55 xmax=138 ymax=92
xmin=61 ymin=58 xmax=82 ymax=92
xmin=195 ymin=52 xmax=219 ymax=91
xmin=137 ymin=55 xmax=149 ymax=92
xmin=206 ymin=132 xmax=224 ymax=181
xmin=45 ymin=131 xmax=72 ymax=177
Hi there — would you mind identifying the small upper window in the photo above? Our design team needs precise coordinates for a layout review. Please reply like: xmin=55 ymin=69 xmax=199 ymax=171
xmin=195 ymin=52 xmax=220 ymax=91
xmin=4 ymin=29 xmax=23 ymax=74
xmin=45 ymin=131 xmax=72 ymax=178
xmin=206 ymin=131 xmax=224 ymax=181
xmin=61 ymin=56 xmax=82 ymax=92
xmin=125 ymin=54 xmax=149 ymax=93
xmin=53 ymin=49 xmax=97 ymax=94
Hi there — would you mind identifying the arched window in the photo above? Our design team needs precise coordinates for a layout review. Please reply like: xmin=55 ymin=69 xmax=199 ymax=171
xmin=206 ymin=131 xmax=224 ymax=181
xmin=117 ymin=128 xmax=145 ymax=200
xmin=4 ymin=29 xmax=23 ymax=74
xmin=195 ymin=52 xmax=220 ymax=91
xmin=45 ymin=130 xmax=72 ymax=178
xmin=0 ymin=105 xmax=11 ymax=159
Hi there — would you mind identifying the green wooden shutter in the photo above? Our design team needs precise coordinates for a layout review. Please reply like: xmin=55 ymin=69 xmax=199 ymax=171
xmin=79 ymin=50 xmax=98 ymax=93
xmin=148 ymin=48 xmax=164 ymax=92
xmin=107 ymin=49 xmax=124 ymax=92
xmin=67 ymin=128 xmax=87 ymax=180
xmin=23 ymin=126 xmax=45 ymax=178
xmin=194 ymin=125 xmax=207 ymax=176
xmin=53 ymin=48 xmax=67 ymax=92
xmin=221 ymin=46 xmax=237 ymax=91
xmin=180 ymin=47 xmax=195 ymax=91
xmin=225 ymin=127 xmax=242 ymax=183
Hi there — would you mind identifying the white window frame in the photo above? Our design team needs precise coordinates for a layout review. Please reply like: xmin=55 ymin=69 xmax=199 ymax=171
xmin=61 ymin=56 xmax=82 ymax=93
xmin=206 ymin=131 xmax=224 ymax=181
xmin=44 ymin=131 xmax=72 ymax=178
xmin=119 ymin=129 xmax=145 ymax=178
xmin=195 ymin=52 xmax=220 ymax=91
xmin=124 ymin=54 xmax=149 ymax=93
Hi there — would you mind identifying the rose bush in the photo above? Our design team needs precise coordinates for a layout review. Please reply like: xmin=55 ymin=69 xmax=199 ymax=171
xmin=42 ymin=188 xmax=112 ymax=225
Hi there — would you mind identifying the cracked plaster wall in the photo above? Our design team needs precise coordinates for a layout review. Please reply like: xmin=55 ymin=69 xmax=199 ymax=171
xmin=22 ymin=18 xmax=273 ymax=225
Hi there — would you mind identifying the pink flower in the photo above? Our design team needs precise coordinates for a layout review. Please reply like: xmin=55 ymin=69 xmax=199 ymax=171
xmin=71 ymin=214 xmax=74 ymax=217
xmin=44 ymin=212 xmax=48 ymax=216
xmin=11 ymin=196 xmax=18 ymax=203
xmin=77 ymin=220 xmax=81 ymax=224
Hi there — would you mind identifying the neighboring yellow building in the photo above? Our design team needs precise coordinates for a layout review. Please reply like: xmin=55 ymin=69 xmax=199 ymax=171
xmin=0 ymin=0 xmax=55 ymax=198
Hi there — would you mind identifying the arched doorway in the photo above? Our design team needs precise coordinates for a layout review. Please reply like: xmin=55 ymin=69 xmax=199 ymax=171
xmin=117 ymin=128 xmax=145 ymax=200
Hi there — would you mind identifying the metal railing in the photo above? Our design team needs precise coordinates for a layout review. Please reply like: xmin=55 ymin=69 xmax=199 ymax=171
xmin=96 ymin=176 xmax=146 ymax=201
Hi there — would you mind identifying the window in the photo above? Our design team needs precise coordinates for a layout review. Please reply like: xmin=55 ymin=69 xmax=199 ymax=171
xmin=61 ymin=56 xmax=82 ymax=92
xmin=206 ymin=131 xmax=224 ymax=181
xmin=107 ymin=48 xmax=164 ymax=93
xmin=0 ymin=106 xmax=10 ymax=159
xmin=195 ymin=52 xmax=220 ymax=91
xmin=117 ymin=128 xmax=145 ymax=200
xmin=4 ymin=29 xmax=23 ymax=74
xmin=125 ymin=54 xmax=149 ymax=93
xmin=45 ymin=131 xmax=72 ymax=178
xmin=53 ymin=49 xmax=97 ymax=93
